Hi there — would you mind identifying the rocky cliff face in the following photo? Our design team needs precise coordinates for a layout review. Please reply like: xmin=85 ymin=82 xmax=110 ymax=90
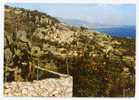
xmin=4 ymin=5 xmax=135 ymax=97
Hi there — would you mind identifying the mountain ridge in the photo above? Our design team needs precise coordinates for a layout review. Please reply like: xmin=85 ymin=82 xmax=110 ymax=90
xmin=58 ymin=17 xmax=135 ymax=29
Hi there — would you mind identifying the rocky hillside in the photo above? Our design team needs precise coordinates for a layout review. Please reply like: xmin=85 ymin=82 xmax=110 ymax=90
xmin=4 ymin=5 xmax=135 ymax=97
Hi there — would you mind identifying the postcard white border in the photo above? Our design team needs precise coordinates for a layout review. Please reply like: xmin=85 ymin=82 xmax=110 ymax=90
xmin=4 ymin=0 xmax=137 ymax=4
xmin=0 ymin=0 xmax=138 ymax=100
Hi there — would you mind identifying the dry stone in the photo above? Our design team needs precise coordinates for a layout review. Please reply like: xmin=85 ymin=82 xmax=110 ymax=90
xmin=4 ymin=75 xmax=73 ymax=97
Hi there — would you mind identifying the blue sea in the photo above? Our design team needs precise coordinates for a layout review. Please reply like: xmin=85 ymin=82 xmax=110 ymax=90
xmin=94 ymin=26 xmax=136 ymax=38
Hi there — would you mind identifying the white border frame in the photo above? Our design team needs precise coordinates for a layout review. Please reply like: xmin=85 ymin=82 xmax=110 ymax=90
xmin=4 ymin=0 xmax=137 ymax=4
xmin=0 ymin=0 xmax=138 ymax=100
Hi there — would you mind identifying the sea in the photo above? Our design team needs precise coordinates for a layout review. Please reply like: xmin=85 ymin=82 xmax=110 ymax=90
xmin=92 ymin=26 xmax=136 ymax=39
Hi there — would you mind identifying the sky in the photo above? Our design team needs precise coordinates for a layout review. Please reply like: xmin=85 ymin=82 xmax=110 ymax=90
xmin=6 ymin=3 xmax=136 ymax=26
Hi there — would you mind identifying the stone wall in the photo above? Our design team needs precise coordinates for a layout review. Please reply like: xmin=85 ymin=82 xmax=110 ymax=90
xmin=4 ymin=75 xmax=73 ymax=97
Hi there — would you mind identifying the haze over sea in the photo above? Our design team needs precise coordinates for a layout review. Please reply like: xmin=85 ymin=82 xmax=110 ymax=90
xmin=90 ymin=25 xmax=136 ymax=38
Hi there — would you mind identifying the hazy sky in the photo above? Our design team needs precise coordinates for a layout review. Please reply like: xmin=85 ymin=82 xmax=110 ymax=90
xmin=6 ymin=3 xmax=136 ymax=26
